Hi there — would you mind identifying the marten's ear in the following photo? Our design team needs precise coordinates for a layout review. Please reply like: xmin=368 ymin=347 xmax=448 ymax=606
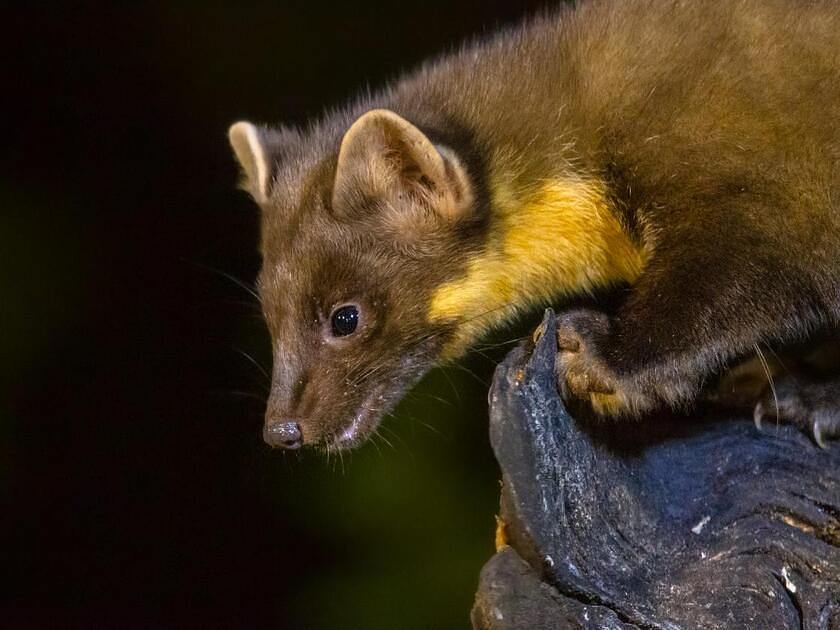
xmin=229 ymin=121 xmax=273 ymax=203
xmin=332 ymin=109 xmax=473 ymax=223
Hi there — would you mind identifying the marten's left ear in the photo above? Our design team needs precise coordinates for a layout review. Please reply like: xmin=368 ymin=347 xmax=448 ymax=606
xmin=333 ymin=109 xmax=473 ymax=222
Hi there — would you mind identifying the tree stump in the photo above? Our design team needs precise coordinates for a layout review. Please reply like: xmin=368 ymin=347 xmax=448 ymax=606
xmin=472 ymin=310 xmax=840 ymax=629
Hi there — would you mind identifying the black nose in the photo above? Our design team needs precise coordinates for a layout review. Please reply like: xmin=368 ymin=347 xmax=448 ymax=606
xmin=264 ymin=421 xmax=303 ymax=449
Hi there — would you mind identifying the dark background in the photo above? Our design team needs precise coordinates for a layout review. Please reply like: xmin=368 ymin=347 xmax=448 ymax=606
xmin=4 ymin=2 xmax=552 ymax=628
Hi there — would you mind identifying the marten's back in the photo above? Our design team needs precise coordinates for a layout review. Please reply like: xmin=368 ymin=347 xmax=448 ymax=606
xmin=396 ymin=1 xmax=839 ymax=157
xmin=572 ymin=1 xmax=840 ymax=313
xmin=573 ymin=0 xmax=840 ymax=194
xmin=586 ymin=1 xmax=840 ymax=290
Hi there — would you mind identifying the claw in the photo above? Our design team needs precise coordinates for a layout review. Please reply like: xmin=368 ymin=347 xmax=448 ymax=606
xmin=812 ymin=416 xmax=828 ymax=449
xmin=814 ymin=424 xmax=828 ymax=449
xmin=565 ymin=371 xmax=589 ymax=398
xmin=565 ymin=369 xmax=615 ymax=398
xmin=557 ymin=330 xmax=581 ymax=352
xmin=753 ymin=402 xmax=765 ymax=431
xmin=587 ymin=373 xmax=615 ymax=394
xmin=749 ymin=377 xmax=839 ymax=447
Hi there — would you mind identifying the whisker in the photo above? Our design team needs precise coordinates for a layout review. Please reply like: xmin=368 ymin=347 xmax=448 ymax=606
xmin=474 ymin=334 xmax=526 ymax=351
xmin=765 ymin=345 xmax=793 ymax=378
xmin=439 ymin=367 xmax=462 ymax=403
xmin=336 ymin=446 xmax=345 ymax=476
xmin=415 ymin=417 xmax=447 ymax=441
xmin=209 ymin=389 xmax=266 ymax=403
xmin=368 ymin=434 xmax=385 ymax=460
xmin=231 ymin=347 xmax=271 ymax=383
xmin=185 ymin=259 xmax=261 ymax=302
xmin=451 ymin=362 xmax=490 ymax=387
xmin=379 ymin=422 xmax=409 ymax=451
xmin=384 ymin=417 xmax=418 ymax=465
xmin=192 ymin=299 xmax=263 ymax=313
xmin=754 ymin=343 xmax=780 ymax=429
xmin=405 ymin=390 xmax=455 ymax=409
xmin=374 ymin=429 xmax=396 ymax=452
xmin=418 ymin=392 xmax=455 ymax=408
xmin=471 ymin=348 xmax=501 ymax=364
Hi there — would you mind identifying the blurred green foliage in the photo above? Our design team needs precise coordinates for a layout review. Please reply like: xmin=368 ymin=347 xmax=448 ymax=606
xmin=275 ymin=367 xmax=501 ymax=629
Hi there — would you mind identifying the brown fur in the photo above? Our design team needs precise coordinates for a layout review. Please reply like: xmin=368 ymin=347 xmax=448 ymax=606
xmin=230 ymin=0 xmax=840 ymax=448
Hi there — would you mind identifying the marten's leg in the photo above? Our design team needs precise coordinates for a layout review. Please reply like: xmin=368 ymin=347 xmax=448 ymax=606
xmin=752 ymin=375 xmax=840 ymax=447
xmin=707 ymin=338 xmax=840 ymax=447
xmin=553 ymin=220 xmax=837 ymax=424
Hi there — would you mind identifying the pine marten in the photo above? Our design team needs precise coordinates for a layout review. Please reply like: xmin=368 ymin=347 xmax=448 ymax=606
xmin=228 ymin=0 xmax=840 ymax=451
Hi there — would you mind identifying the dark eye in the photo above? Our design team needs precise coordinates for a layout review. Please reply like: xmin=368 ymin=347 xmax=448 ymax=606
xmin=330 ymin=304 xmax=359 ymax=337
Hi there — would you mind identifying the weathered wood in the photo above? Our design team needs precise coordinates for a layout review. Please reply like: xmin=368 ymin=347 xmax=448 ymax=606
xmin=473 ymin=310 xmax=840 ymax=629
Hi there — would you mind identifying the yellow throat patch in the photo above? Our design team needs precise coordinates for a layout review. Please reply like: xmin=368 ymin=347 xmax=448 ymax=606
xmin=428 ymin=177 xmax=648 ymax=357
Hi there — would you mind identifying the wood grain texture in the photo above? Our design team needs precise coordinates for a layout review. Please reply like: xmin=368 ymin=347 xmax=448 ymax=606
xmin=473 ymin=310 xmax=840 ymax=629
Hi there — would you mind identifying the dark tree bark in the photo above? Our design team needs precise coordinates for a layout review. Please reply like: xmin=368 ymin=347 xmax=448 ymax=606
xmin=473 ymin=310 xmax=840 ymax=629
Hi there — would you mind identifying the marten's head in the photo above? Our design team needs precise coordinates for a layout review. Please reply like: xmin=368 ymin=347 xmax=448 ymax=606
xmin=229 ymin=110 xmax=485 ymax=450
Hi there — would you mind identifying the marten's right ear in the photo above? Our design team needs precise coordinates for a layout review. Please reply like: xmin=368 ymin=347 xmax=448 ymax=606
xmin=332 ymin=109 xmax=473 ymax=224
xmin=228 ymin=121 xmax=273 ymax=203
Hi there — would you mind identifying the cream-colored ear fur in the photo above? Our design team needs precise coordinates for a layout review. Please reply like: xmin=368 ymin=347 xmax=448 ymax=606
xmin=333 ymin=109 xmax=472 ymax=221
xmin=228 ymin=121 xmax=270 ymax=202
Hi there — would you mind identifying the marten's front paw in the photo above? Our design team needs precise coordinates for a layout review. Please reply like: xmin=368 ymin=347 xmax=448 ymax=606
xmin=554 ymin=310 xmax=644 ymax=417
xmin=753 ymin=376 xmax=840 ymax=448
